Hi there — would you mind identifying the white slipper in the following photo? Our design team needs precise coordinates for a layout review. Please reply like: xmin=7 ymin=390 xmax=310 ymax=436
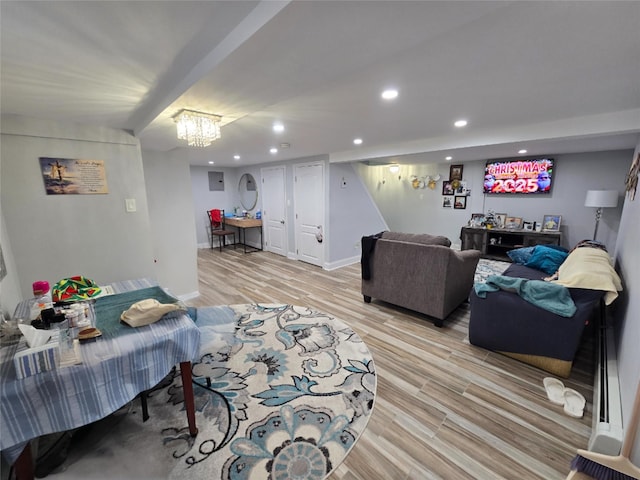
xmin=543 ymin=377 xmax=566 ymax=405
xmin=563 ymin=388 xmax=586 ymax=418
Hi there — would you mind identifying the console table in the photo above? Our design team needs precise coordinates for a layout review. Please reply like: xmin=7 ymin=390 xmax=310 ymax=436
xmin=460 ymin=226 xmax=561 ymax=261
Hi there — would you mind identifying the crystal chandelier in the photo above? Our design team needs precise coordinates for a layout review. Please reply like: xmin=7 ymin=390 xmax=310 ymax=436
xmin=173 ymin=109 xmax=222 ymax=147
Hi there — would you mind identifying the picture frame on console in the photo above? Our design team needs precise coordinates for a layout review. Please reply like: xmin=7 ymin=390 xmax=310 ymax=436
xmin=542 ymin=215 xmax=562 ymax=232
xmin=504 ymin=216 xmax=523 ymax=229
xmin=495 ymin=213 xmax=507 ymax=228
xmin=469 ymin=213 xmax=483 ymax=226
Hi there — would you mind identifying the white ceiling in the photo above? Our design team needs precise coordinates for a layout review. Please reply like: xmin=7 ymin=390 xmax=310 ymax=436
xmin=2 ymin=1 xmax=639 ymax=167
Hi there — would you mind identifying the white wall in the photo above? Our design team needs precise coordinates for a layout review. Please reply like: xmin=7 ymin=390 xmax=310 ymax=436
xmin=142 ymin=150 xmax=199 ymax=298
xmin=0 ymin=115 xmax=156 ymax=308
xmin=355 ymin=151 xmax=631 ymax=250
xmin=613 ymin=144 xmax=640 ymax=465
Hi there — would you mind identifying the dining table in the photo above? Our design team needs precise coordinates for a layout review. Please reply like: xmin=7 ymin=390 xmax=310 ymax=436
xmin=0 ymin=278 xmax=201 ymax=479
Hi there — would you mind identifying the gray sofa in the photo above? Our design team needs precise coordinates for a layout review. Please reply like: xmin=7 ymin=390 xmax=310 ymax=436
xmin=361 ymin=231 xmax=481 ymax=327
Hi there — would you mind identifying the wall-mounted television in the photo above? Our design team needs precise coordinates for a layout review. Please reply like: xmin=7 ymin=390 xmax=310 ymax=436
xmin=483 ymin=158 xmax=554 ymax=194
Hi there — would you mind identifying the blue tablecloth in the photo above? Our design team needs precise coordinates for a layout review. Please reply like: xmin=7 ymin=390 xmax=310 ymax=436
xmin=0 ymin=279 xmax=201 ymax=464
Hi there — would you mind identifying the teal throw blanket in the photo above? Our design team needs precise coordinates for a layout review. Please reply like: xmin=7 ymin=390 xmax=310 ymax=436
xmin=474 ymin=275 xmax=576 ymax=317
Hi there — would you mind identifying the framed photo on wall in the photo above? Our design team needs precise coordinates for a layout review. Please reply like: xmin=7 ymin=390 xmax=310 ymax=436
xmin=449 ymin=164 xmax=464 ymax=181
xmin=442 ymin=196 xmax=453 ymax=208
xmin=454 ymin=195 xmax=467 ymax=209
xmin=442 ymin=181 xmax=454 ymax=195
xmin=542 ymin=215 xmax=562 ymax=232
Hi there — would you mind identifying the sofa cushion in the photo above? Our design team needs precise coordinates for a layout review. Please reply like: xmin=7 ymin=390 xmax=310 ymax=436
xmin=524 ymin=245 xmax=569 ymax=274
xmin=381 ymin=231 xmax=451 ymax=247
xmin=503 ymin=263 xmax=547 ymax=281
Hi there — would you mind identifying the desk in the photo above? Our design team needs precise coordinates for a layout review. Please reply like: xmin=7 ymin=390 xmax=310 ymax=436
xmin=225 ymin=217 xmax=263 ymax=253
xmin=0 ymin=279 xmax=200 ymax=479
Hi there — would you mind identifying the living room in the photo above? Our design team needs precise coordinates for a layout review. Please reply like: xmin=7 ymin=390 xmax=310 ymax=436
xmin=1 ymin=2 xmax=639 ymax=478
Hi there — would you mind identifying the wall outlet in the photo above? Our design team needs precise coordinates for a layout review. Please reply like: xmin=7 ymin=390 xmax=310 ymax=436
xmin=125 ymin=198 xmax=136 ymax=212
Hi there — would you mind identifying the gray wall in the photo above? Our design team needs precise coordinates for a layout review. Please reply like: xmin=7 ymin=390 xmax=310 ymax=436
xmin=613 ymin=143 xmax=640 ymax=465
xmin=190 ymin=164 xmax=265 ymax=250
xmin=1 ymin=115 xmax=157 ymax=312
xmin=190 ymin=166 xmax=242 ymax=248
xmin=355 ymin=151 xmax=630 ymax=251
xmin=329 ymin=162 xmax=387 ymax=266
xmin=0 ymin=210 xmax=21 ymax=318
xmin=143 ymin=150 xmax=199 ymax=298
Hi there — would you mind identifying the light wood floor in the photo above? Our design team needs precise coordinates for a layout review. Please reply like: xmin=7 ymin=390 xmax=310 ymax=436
xmin=188 ymin=248 xmax=596 ymax=480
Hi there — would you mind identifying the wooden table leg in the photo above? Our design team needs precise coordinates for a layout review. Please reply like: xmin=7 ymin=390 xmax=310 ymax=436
xmin=179 ymin=361 xmax=198 ymax=437
xmin=14 ymin=442 xmax=34 ymax=480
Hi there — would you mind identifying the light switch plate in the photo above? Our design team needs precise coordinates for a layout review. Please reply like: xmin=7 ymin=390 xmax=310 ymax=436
xmin=125 ymin=198 xmax=136 ymax=212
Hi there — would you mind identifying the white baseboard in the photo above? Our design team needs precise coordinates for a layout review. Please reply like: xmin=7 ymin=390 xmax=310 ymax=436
xmin=325 ymin=255 xmax=360 ymax=271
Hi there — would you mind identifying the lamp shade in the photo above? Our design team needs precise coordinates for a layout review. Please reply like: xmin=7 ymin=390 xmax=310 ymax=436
xmin=584 ymin=190 xmax=618 ymax=208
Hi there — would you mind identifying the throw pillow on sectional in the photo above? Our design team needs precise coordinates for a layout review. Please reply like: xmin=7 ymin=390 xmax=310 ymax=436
xmin=507 ymin=246 xmax=537 ymax=265
xmin=524 ymin=245 xmax=569 ymax=275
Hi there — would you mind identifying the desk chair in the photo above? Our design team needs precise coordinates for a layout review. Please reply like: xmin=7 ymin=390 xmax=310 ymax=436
xmin=208 ymin=209 xmax=236 ymax=252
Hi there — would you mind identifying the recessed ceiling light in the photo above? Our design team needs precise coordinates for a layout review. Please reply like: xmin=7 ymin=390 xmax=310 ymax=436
xmin=445 ymin=156 xmax=453 ymax=161
xmin=518 ymin=149 xmax=528 ymax=154
xmin=233 ymin=155 xmax=240 ymax=160
xmin=381 ymin=89 xmax=398 ymax=100
xmin=273 ymin=122 xmax=284 ymax=133
xmin=353 ymin=138 xmax=363 ymax=145
xmin=454 ymin=119 xmax=468 ymax=128
xmin=208 ymin=161 xmax=214 ymax=165
xmin=270 ymin=148 xmax=278 ymax=154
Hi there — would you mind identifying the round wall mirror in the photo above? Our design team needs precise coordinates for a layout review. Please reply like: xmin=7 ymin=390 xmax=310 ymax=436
xmin=239 ymin=173 xmax=258 ymax=211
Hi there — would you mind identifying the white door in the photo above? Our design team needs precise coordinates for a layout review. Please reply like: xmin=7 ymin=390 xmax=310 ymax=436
xmin=294 ymin=162 xmax=324 ymax=267
xmin=261 ymin=166 xmax=287 ymax=256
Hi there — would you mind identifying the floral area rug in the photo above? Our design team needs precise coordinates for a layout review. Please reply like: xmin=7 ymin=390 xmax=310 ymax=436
xmin=156 ymin=304 xmax=377 ymax=480
xmin=474 ymin=258 xmax=511 ymax=284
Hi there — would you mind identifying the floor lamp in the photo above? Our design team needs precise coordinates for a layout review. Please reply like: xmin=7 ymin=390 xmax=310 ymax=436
xmin=584 ymin=190 xmax=618 ymax=241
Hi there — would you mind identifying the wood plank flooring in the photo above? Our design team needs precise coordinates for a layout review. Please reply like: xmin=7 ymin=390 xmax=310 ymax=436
xmin=188 ymin=248 xmax=596 ymax=480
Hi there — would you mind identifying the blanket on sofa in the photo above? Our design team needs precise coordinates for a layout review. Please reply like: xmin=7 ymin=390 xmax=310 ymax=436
xmin=475 ymin=275 xmax=576 ymax=317
xmin=552 ymin=247 xmax=622 ymax=305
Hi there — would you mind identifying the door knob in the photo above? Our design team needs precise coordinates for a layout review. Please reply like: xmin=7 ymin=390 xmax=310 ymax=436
xmin=280 ymin=220 xmax=285 ymax=224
